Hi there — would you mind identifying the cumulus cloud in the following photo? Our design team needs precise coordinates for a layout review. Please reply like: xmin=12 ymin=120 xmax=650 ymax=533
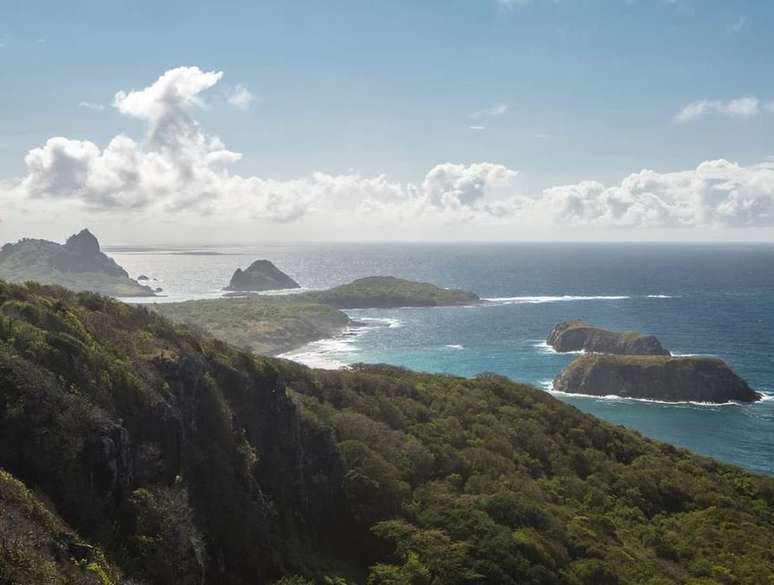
xmin=5 ymin=66 xmax=774 ymax=233
xmin=675 ymin=96 xmax=760 ymax=122
xmin=536 ymin=160 xmax=774 ymax=228
xmin=226 ymin=84 xmax=256 ymax=110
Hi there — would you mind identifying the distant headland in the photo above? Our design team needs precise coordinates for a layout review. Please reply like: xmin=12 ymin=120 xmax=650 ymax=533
xmin=0 ymin=229 xmax=155 ymax=297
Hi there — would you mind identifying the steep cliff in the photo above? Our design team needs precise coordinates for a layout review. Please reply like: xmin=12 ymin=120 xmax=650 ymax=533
xmin=554 ymin=353 xmax=762 ymax=402
xmin=1 ymin=280 xmax=773 ymax=585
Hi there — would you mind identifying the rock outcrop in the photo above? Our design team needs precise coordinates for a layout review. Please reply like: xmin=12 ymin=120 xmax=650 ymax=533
xmin=0 ymin=229 xmax=155 ymax=297
xmin=224 ymin=260 xmax=300 ymax=292
xmin=547 ymin=320 xmax=670 ymax=355
xmin=553 ymin=354 xmax=761 ymax=403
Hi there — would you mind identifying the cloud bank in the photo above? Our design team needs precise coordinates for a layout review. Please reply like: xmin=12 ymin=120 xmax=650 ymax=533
xmin=4 ymin=66 xmax=774 ymax=236
xmin=675 ymin=96 xmax=761 ymax=122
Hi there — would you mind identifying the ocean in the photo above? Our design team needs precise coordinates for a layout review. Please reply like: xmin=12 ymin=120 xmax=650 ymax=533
xmin=109 ymin=242 xmax=774 ymax=476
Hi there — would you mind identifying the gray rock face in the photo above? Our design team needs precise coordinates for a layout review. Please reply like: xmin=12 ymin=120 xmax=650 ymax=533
xmin=547 ymin=320 xmax=670 ymax=356
xmin=553 ymin=354 xmax=761 ymax=403
xmin=225 ymin=260 xmax=300 ymax=292
xmin=52 ymin=229 xmax=128 ymax=277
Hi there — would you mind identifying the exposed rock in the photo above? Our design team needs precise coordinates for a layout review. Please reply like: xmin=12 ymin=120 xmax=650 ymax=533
xmin=137 ymin=274 xmax=150 ymax=281
xmin=553 ymin=354 xmax=761 ymax=403
xmin=547 ymin=320 xmax=670 ymax=355
xmin=224 ymin=260 xmax=300 ymax=292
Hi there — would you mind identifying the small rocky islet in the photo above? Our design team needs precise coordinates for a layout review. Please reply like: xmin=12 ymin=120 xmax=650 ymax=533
xmin=549 ymin=321 xmax=761 ymax=403
xmin=224 ymin=259 xmax=301 ymax=292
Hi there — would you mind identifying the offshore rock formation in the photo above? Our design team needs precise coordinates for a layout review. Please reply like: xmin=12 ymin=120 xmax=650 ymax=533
xmin=225 ymin=259 xmax=300 ymax=292
xmin=0 ymin=229 xmax=155 ymax=297
xmin=554 ymin=354 xmax=762 ymax=403
xmin=547 ymin=320 xmax=670 ymax=355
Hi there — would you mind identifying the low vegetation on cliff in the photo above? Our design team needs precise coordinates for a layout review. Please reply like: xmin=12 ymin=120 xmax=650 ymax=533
xmin=1 ymin=280 xmax=773 ymax=584
xmin=154 ymin=295 xmax=351 ymax=355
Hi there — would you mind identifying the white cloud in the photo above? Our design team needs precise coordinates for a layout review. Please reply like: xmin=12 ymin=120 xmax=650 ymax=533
xmin=675 ymin=96 xmax=760 ymax=122
xmin=536 ymin=160 xmax=774 ymax=228
xmin=471 ymin=103 xmax=509 ymax=119
xmin=79 ymin=101 xmax=106 ymax=112
xmin=5 ymin=66 xmax=774 ymax=235
xmin=226 ymin=83 xmax=256 ymax=110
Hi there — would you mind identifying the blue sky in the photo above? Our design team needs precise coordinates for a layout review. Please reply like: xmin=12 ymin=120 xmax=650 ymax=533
xmin=1 ymin=0 xmax=773 ymax=242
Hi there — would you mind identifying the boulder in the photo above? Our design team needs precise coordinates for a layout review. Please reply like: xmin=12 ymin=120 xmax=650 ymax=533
xmin=553 ymin=354 xmax=761 ymax=403
xmin=547 ymin=320 xmax=670 ymax=355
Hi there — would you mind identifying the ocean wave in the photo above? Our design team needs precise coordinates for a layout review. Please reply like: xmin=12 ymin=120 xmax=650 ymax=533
xmin=280 ymin=317 xmax=400 ymax=370
xmin=531 ymin=341 xmax=584 ymax=355
xmin=444 ymin=344 xmax=464 ymax=350
xmin=538 ymin=379 xmax=745 ymax=407
xmin=484 ymin=295 xmax=631 ymax=305
xmin=357 ymin=316 xmax=403 ymax=328
xmin=646 ymin=294 xmax=674 ymax=299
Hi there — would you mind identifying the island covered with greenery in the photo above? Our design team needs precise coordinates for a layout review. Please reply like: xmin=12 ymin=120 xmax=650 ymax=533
xmin=1 ymin=279 xmax=773 ymax=585
xmin=298 ymin=276 xmax=480 ymax=308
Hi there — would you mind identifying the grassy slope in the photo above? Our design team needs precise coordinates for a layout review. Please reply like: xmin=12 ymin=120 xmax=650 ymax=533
xmin=1 ymin=280 xmax=773 ymax=585
xmin=153 ymin=295 xmax=351 ymax=354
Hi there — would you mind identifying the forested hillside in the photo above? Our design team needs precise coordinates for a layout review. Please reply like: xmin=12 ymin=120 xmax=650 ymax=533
xmin=1 ymin=280 xmax=772 ymax=584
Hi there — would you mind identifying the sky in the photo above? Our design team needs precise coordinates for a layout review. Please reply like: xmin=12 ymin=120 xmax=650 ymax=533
xmin=1 ymin=0 xmax=774 ymax=243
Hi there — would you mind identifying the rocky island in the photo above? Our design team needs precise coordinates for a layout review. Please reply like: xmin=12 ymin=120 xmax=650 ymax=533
xmin=547 ymin=320 xmax=671 ymax=355
xmin=0 ymin=229 xmax=155 ymax=297
xmin=224 ymin=259 xmax=300 ymax=292
xmin=300 ymin=275 xmax=480 ymax=308
xmin=554 ymin=353 xmax=762 ymax=403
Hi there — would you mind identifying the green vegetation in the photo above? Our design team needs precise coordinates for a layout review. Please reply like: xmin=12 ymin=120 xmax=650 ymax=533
xmin=153 ymin=275 xmax=479 ymax=355
xmin=153 ymin=294 xmax=351 ymax=354
xmin=298 ymin=276 xmax=479 ymax=308
xmin=1 ymin=279 xmax=773 ymax=584
xmin=0 ymin=468 xmax=121 ymax=585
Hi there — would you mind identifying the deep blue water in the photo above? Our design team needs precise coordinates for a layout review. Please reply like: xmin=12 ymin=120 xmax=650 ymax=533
xmin=112 ymin=243 xmax=774 ymax=475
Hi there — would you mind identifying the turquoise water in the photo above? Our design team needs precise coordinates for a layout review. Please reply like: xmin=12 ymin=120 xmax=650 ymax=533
xmin=112 ymin=243 xmax=774 ymax=475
